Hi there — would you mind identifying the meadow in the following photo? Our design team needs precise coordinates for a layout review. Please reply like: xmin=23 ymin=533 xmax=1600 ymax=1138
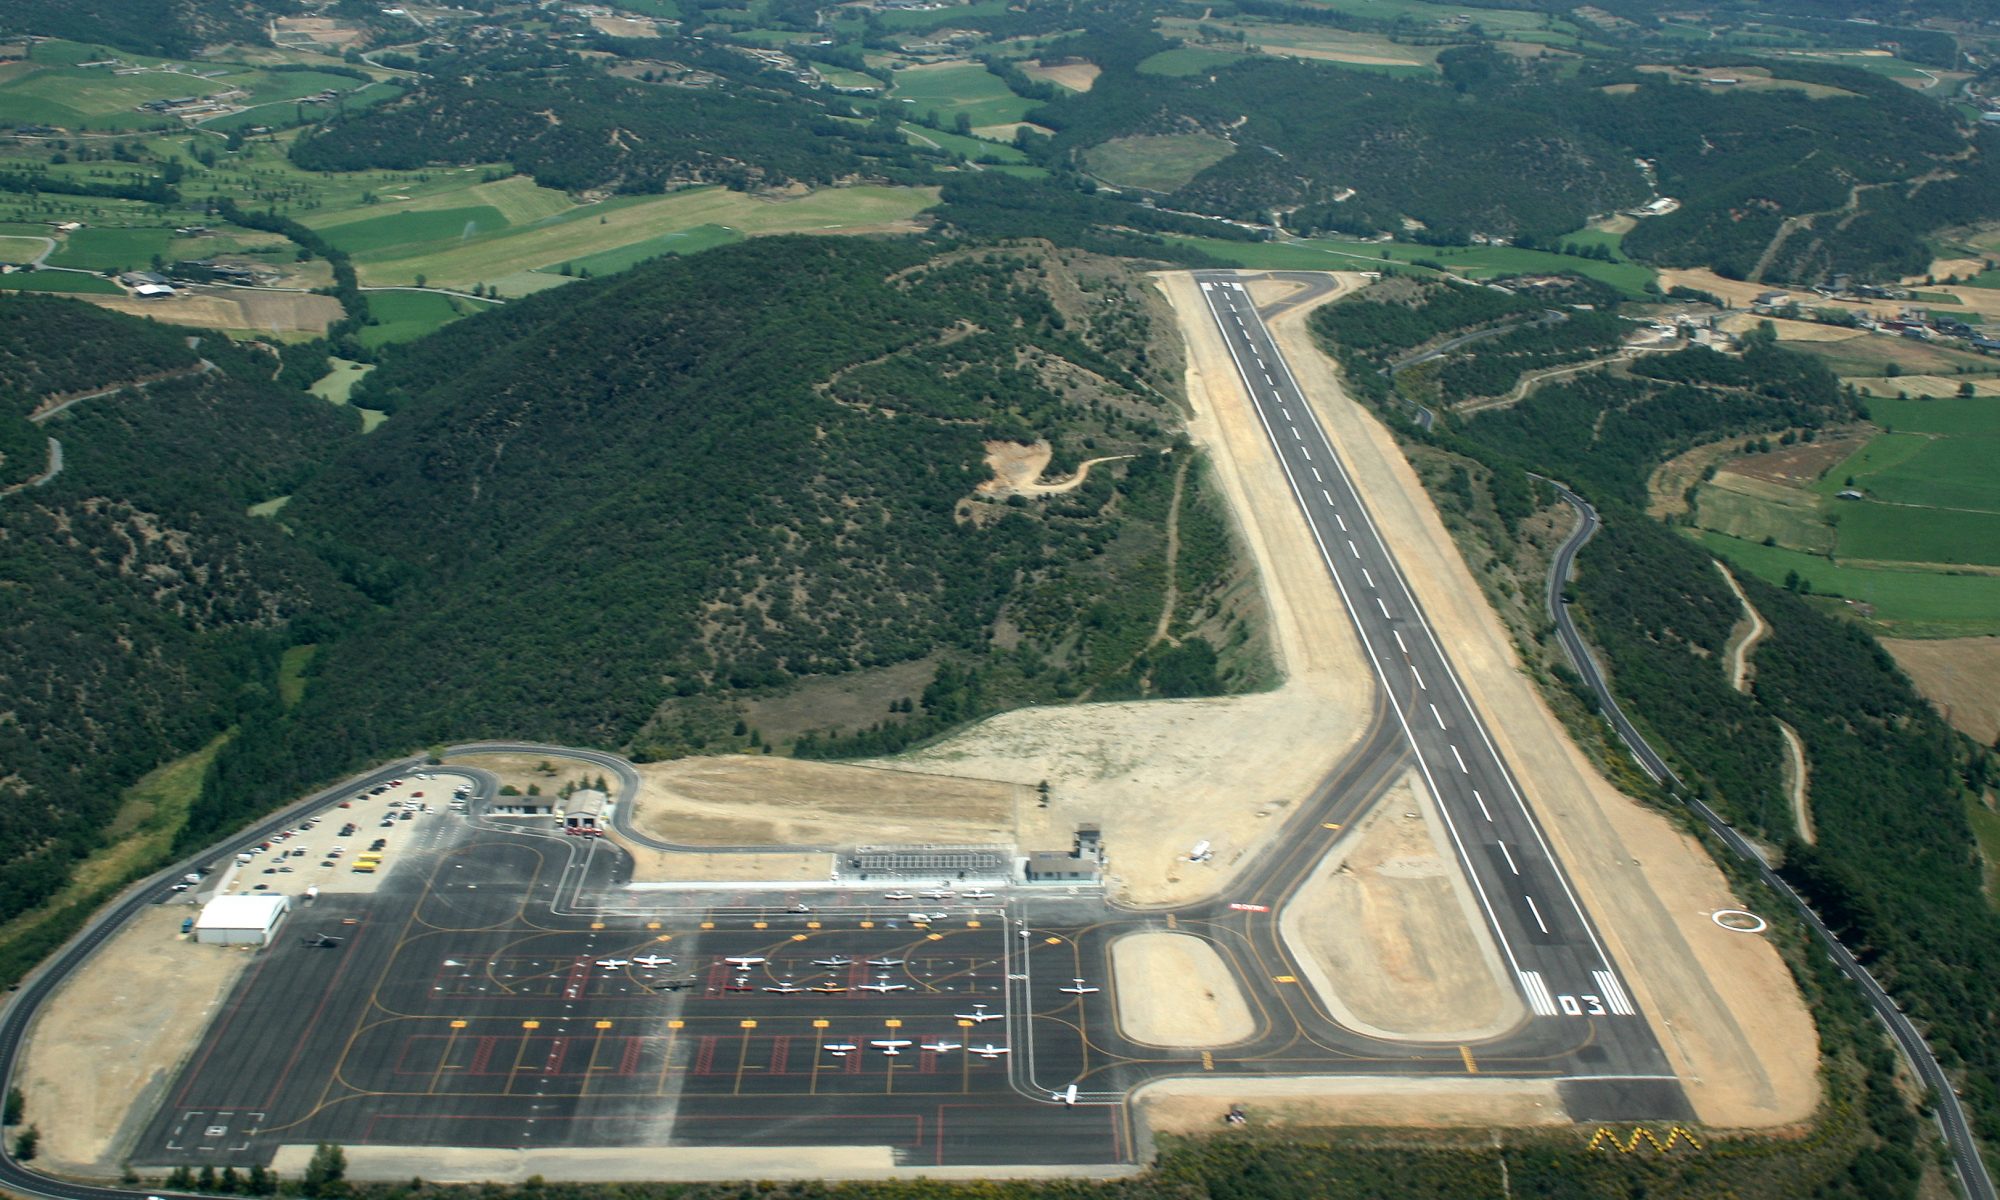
xmin=45 ymin=226 xmax=173 ymax=272
xmin=1137 ymin=47 xmax=1252 ymax=77
xmin=357 ymin=291 xmax=498 ymax=350
xmin=0 ymin=271 xmax=119 ymax=294
xmin=541 ymin=224 xmax=743 ymax=277
xmin=1084 ymin=133 xmax=1234 ymax=192
xmin=887 ymin=63 xmax=1035 ymax=128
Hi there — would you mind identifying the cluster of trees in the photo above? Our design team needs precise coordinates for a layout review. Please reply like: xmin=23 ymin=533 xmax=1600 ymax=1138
xmin=1312 ymin=280 xmax=1997 ymax=1194
xmin=290 ymin=50 xmax=929 ymax=194
xmin=0 ymin=165 xmax=181 ymax=205
xmin=3 ymin=0 xmax=281 ymax=56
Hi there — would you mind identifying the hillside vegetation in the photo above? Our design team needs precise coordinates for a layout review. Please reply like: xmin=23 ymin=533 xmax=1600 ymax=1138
xmin=187 ymin=236 xmax=1262 ymax=839
xmin=0 ymin=297 xmax=360 ymax=933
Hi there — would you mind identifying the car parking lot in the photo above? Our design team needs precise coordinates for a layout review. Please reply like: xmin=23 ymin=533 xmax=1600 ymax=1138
xmin=200 ymin=773 xmax=468 ymax=902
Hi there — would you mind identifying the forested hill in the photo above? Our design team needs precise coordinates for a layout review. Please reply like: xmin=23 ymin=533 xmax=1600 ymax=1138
xmin=1031 ymin=36 xmax=1989 ymax=279
xmin=0 ymin=0 xmax=282 ymax=57
xmin=0 ymin=296 xmax=361 ymax=928
xmin=191 ymin=236 xmax=1258 ymax=836
xmin=290 ymin=51 xmax=928 ymax=193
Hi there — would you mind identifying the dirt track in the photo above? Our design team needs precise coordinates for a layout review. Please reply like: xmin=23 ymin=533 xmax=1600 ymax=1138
xmin=1258 ymin=272 xmax=1820 ymax=1129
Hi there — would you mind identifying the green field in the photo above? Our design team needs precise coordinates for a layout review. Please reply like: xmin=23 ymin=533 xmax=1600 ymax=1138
xmin=1694 ymin=483 xmax=1835 ymax=553
xmin=0 ymin=236 xmax=47 ymax=266
xmin=1696 ymin=531 xmax=2000 ymax=637
xmin=543 ymin=224 xmax=743 ymax=276
xmin=1793 ymin=332 xmax=1999 ymax=379
xmin=887 ymin=63 xmax=1035 ymax=128
xmin=904 ymin=125 xmax=1029 ymax=163
xmin=1834 ymin=502 xmax=2000 ymax=568
xmin=874 ymin=0 xmax=1007 ymax=30
xmin=46 ymin=227 xmax=173 ymax=272
xmin=321 ymin=205 xmax=513 ymax=257
xmin=1084 ymin=133 xmax=1234 ymax=192
xmin=611 ymin=0 xmax=683 ymax=16
xmin=0 ymin=271 xmax=120 ymax=294
xmin=1851 ymin=436 xmax=2000 ymax=514
xmin=357 ymin=291 xmax=499 ymax=350
xmin=1137 ymin=47 xmax=1252 ymax=76
xmin=1860 ymin=395 xmax=2000 ymax=438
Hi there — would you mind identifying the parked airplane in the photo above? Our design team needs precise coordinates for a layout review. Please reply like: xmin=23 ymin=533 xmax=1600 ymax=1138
xmin=955 ymin=1003 xmax=1002 ymax=1023
xmin=859 ymin=978 xmax=910 ymax=993
xmin=869 ymin=1039 xmax=913 ymax=1056
xmin=595 ymin=958 xmax=630 ymax=969
xmin=922 ymin=1040 xmax=962 ymax=1053
xmin=971 ymin=1043 xmax=1011 ymax=1058
xmin=962 ymin=888 xmax=995 ymax=900
xmin=823 ymin=1042 xmax=858 ymax=1056
xmin=883 ymin=891 xmax=915 ymax=901
xmin=866 ymin=956 xmax=904 ymax=967
xmin=812 ymin=956 xmax=854 ymax=968
xmin=1059 ymin=978 xmax=1100 ymax=995
xmin=723 ymin=976 xmax=754 ymax=992
xmin=763 ymin=982 xmax=805 ymax=994
xmin=1187 ymin=839 xmax=1214 ymax=863
xmin=809 ymin=983 xmax=849 ymax=993
xmin=919 ymin=889 xmax=954 ymax=900
xmin=724 ymin=955 xmax=767 ymax=967
xmin=1053 ymin=1083 xmax=1080 ymax=1106
xmin=632 ymin=954 xmax=673 ymax=969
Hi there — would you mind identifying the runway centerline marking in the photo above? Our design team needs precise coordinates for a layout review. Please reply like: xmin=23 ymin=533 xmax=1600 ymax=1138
xmin=1497 ymin=842 xmax=1519 ymax=875
xmin=1473 ymin=790 xmax=1491 ymax=821
xmin=1451 ymin=746 xmax=1468 ymax=773
xmin=1412 ymin=666 xmax=1426 ymax=690
xmin=1430 ymin=703 xmax=1446 ymax=730
xmin=1523 ymin=896 xmax=1549 ymax=934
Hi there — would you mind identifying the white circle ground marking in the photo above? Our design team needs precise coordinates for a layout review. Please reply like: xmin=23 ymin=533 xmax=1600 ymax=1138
xmin=1712 ymin=909 xmax=1767 ymax=934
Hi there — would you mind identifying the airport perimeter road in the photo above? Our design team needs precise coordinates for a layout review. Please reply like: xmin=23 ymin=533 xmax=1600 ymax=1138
xmin=1191 ymin=274 xmax=1658 ymax=1074
xmin=1541 ymin=481 xmax=1996 ymax=1200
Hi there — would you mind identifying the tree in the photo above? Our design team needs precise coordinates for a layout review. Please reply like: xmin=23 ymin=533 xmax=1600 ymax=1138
xmin=4 ymin=1085 xmax=22 ymax=1126
xmin=11 ymin=1126 xmax=37 ymax=1162
xmin=302 ymin=1142 xmax=346 ymax=1197
xmin=1959 ymin=381 xmax=1976 ymax=398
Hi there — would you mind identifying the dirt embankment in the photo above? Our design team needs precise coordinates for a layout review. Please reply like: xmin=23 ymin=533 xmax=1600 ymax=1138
xmin=1259 ymin=271 xmax=1820 ymax=1129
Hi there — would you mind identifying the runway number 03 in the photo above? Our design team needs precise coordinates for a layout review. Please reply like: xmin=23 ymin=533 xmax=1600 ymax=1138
xmin=1558 ymin=994 xmax=1607 ymax=1016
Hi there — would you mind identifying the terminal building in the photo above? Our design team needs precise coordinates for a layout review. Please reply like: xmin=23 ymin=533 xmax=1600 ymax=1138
xmin=1023 ymin=824 xmax=1105 ymax=884
xmin=193 ymin=894 xmax=290 ymax=945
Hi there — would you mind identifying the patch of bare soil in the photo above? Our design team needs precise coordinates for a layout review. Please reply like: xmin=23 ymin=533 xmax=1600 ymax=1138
xmin=450 ymin=752 xmax=621 ymax=802
xmin=1021 ymin=59 xmax=1100 ymax=91
xmin=1135 ymin=1076 xmax=1568 ymax=1136
xmin=880 ymin=273 xmax=1375 ymax=907
xmin=629 ymin=755 xmax=1018 ymax=848
xmin=80 ymin=288 xmax=343 ymax=334
xmin=1258 ymin=44 xmax=1421 ymax=66
xmin=1883 ymin=636 xmax=2000 ymax=745
xmin=1715 ymin=312 xmax=1868 ymax=342
xmin=19 ymin=906 xmax=256 ymax=1173
xmin=1111 ymin=931 xmax=1256 ymax=1047
xmin=1260 ymin=271 xmax=1819 ymax=1129
xmin=1279 ymin=770 xmax=1521 ymax=1041
xmin=613 ymin=837 xmax=835 ymax=884
xmin=977 ymin=440 xmax=1131 ymax=496
xmin=1648 ymin=438 xmax=1742 ymax=519
xmin=1727 ymin=434 xmax=1866 ymax=488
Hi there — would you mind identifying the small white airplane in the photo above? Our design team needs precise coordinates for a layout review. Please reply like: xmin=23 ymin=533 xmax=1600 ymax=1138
xmin=724 ymin=956 xmax=767 ymax=968
xmin=823 ymin=1042 xmax=858 ymax=1056
xmin=922 ymin=1040 xmax=962 ymax=1053
xmin=632 ymin=954 xmax=672 ymax=969
xmin=1052 ymin=1083 xmax=1079 ymax=1106
xmin=870 ymin=1038 xmax=913 ymax=1056
xmin=763 ymin=982 xmax=805 ymax=994
xmin=971 ymin=1043 xmax=1011 ymax=1059
xmin=812 ymin=956 xmax=854 ymax=968
xmin=955 ymin=1003 xmax=1002 ymax=1023
xmin=1059 ymin=978 xmax=1100 ymax=995
xmin=919 ymin=889 xmax=955 ymax=899
xmin=866 ymin=956 xmax=904 ymax=967
xmin=723 ymin=977 xmax=754 ymax=992
xmin=962 ymin=888 xmax=995 ymax=900
xmin=595 ymin=958 xmax=630 ymax=969
xmin=859 ymin=978 xmax=910 ymax=993
xmin=883 ymin=891 xmax=915 ymax=901
xmin=1187 ymin=840 xmax=1214 ymax=863
xmin=809 ymin=982 xmax=849 ymax=994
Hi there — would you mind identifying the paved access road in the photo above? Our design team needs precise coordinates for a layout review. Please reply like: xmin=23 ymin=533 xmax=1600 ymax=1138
xmin=1541 ymin=481 xmax=1996 ymax=1200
